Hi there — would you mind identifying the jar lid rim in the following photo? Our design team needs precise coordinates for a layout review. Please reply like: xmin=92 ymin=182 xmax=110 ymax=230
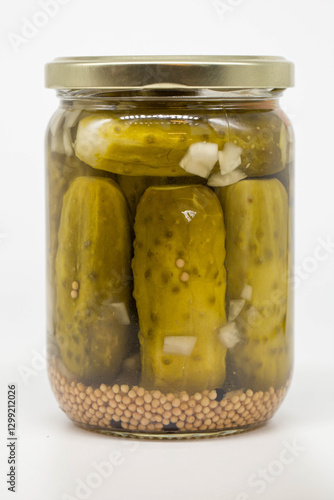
xmin=45 ymin=55 xmax=294 ymax=90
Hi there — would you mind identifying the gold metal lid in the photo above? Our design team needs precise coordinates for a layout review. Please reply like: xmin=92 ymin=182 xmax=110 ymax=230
xmin=45 ymin=56 xmax=294 ymax=90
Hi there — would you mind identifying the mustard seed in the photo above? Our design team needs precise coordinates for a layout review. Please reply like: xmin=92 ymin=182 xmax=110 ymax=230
xmin=144 ymin=393 xmax=152 ymax=404
xmin=194 ymin=392 xmax=202 ymax=401
xmin=72 ymin=281 xmax=79 ymax=290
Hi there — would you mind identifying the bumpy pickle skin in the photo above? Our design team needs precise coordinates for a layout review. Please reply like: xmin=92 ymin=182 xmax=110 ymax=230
xmin=116 ymin=175 xmax=207 ymax=220
xmin=55 ymin=176 xmax=132 ymax=382
xmin=75 ymin=113 xmax=224 ymax=176
xmin=46 ymin=148 xmax=116 ymax=338
xmin=209 ymin=109 xmax=288 ymax=177
xmin=46 ymin=152 xmax=92 ymax=337
xmin=132 ymin=185 xmax=227 ymax=394
xmin=217 ymin=179 xmax=292 ymax=391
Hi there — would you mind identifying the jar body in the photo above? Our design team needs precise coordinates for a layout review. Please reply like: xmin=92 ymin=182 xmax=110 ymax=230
xmin=46 ymin=90 xmax=294 ymax=438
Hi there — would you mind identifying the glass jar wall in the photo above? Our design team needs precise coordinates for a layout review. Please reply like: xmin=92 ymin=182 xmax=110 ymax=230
xmin=45 ymin=57 xmax=294 ymax=438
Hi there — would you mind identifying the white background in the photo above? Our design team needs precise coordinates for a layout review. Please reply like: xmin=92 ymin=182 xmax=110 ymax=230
xmin=1 ymin=0 xmax=334 ymax=499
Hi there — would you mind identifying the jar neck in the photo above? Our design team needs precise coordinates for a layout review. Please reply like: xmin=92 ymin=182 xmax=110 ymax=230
xmin=57 ymin=88 xmax=284 ymax=111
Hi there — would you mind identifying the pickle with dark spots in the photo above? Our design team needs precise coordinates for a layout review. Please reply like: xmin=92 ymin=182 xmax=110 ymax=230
xmin=132 ymin=185 xmax=227 ymax=393
xmin=209 ymin=109 xmax=289 ymax=178
xmin=46 ymin=149 xmax=116 ymax=336
xmin=227 ymin=325 xmax=292 ymax=391
xmin=217 ymin=178 xmax=291 ymax=390
xmin=55 ymin=176 xmax=132 ymax=381
xmin=75 ymin=113 xmax=224 ymax=176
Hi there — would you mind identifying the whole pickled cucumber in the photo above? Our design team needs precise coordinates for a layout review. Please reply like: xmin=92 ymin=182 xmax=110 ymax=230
xmin=55 ymin=176 xmax=132 ymax=381
xmin=217 ymin=179 xmax=291 ymax=390
xmin=47 ymin=153 xmax=92 ymax=336
xmin=132 ymin=185 xmax=227 ymax=394
xmin=46 ymin=150 xmax=116 ymax=337
xmin=75 ymin=113 xmax=224 ymax=176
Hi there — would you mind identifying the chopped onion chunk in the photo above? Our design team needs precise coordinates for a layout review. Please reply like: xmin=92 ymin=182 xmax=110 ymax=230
xmin=179 ymin=142 xmax=218 ymax=178
xmin=110 ymin=303 xmax=130 ymax=325
xmin=63 ymin=128 xmax=74 ymax=157
xmin=218 ymin=322 xmax=241 ymax=349
xmin=218 ymin=142 xmax=243 ymax=174
xmin=163 ymin=336 xmax=197 ymax=356
xmin=207 ymin=168 xmax=247 ymax=187
xmin=241 ymin=284 xmax=253 ymax=301
xmin=228 ymin=299 xmax=245 ymax=322
xmin=64 ymin=109 xmax=82 ymax=129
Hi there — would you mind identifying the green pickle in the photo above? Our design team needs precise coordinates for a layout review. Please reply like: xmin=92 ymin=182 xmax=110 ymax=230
xmin=75 ymin=110 xmax=288 ymax=181
xmin=46 ymin=150 xmax=116 ymax=337
xmin=55 ymin=176 xmax=132 ymax=381
xmin=217 ymin=179 xmax=291 ymax=391
xmin=227 ymin=110 xmax=288 ymax=176
xmin=75 ymin=113 xmax=224 ymax=176
xmin=132 ymin=185 xmax=227 ymax=394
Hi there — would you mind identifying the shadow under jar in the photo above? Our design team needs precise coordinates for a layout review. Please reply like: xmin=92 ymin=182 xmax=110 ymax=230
xmin=45 ymin=56 xmax=294 ymax=439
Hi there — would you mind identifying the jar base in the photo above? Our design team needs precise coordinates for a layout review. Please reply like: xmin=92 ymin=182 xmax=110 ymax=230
xmin=73 ymin=420 xmax=267 ymax=440
xmin=49 ymin=359 xmax=291 ymax=439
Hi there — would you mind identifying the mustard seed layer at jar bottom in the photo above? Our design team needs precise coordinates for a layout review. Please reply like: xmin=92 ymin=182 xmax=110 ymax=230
xmin=49 ymin=360 xmax=290 ymax=437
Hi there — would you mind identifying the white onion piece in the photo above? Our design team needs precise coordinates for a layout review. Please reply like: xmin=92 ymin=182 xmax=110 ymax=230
xmin=228 ymin=299 xmax=245 ymax=322
xmin=63 ymin=128 xmax=74 ymax=157
xmin=64 ymin=109 xmax=82 ymax=129
xmin=163 ymin=336 xmax=197 ymax=356
xmin=218 ymin=322 xmax=241 ymax=349
xmin=179 ymin=142 xmax=218 ymax=178
xmin=75 ymin=118 xmax=110 ymax=167
xmin=241 ymin=284 xmax=253 ymax=301
xmin=218 ymin=142 xmax=243 ymax=174
xmin=111 ymin=302 xmax=130 ymax=325
xmin=207 ymin=168 xmax=247 ymax=187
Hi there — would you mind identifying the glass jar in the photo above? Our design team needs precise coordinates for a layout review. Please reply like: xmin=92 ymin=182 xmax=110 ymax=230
xmin=45 ymin=56 xmax=294 ymax=439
